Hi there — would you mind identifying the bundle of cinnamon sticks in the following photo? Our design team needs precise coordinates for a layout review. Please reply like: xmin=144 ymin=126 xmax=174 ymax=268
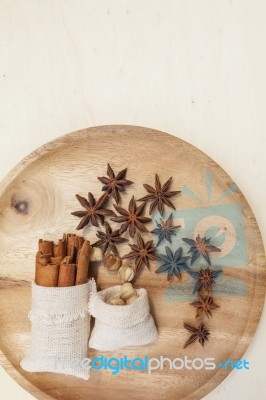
xmin=35 ymin=234 xmax=91 ymax=287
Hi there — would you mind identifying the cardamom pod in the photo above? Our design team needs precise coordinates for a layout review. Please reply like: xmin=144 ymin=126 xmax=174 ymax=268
xmin=107 ymin=298 xmax=125 ymax=306
xmin=120 ymin=282 xmax=137 ymax=301
xmin=118 ymin=264 xmax=135 ymax=283
xmin=103 ymin=253 xmax=121 ymax=271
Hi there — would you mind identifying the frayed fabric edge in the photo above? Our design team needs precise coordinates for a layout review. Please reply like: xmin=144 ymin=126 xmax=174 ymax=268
xmin=28 ymin=278 xmax=97 ymax=323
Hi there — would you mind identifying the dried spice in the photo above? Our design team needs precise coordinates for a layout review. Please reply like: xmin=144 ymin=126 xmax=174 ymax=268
xmin=183 ymin=322 xmax=210 ymax=348
xmin=182 ymin=234 xmax=221 ymax=265
xmin=151 ymin=213 xmax=181 ymax=246
xmin=120 ymin=282 xmax=137 ymax=301
xmin=90 ymin=247 xmax=103 ymax=262
xmin=119 ymin=264 xmax=135 ymax=282
xmin=155 ymin=246 xmax=190 ymax=281
xmin=103 ymin=253 xmax=122 ymax=270
xmin=111 ymin=195 xmax=152 ymax=238
xmin=138 ymin=173 xmax=181 ymax=215
xmin=189 ymin=267 xmax=222 ymax=294
xmin=35 ymin=233 xmax=90 ymax=287
xmin=107 ymin=298 xmax=125 ymax=306
xmin=122 ymin=234 xmax=156 ymax=271
xmin=190 ymin=295 xmax=220 ymax=319
xmin=93 ymin=222 xmax=128 ymax=256
xmin=98 ymin=163 xmax=133 ymax=204
xmin=71 ymin=192 xmax=115 ymax=230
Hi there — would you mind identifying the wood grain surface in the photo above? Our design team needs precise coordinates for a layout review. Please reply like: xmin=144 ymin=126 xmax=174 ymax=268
xmin=0 ymin=125 xmax=265 ymax=400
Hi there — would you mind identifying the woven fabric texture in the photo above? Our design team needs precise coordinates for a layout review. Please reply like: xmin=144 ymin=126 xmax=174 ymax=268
xmin=89 ymin=285 xmax=158 ymax=351
xmin=20 ymin=279 xmax=96 ymax=380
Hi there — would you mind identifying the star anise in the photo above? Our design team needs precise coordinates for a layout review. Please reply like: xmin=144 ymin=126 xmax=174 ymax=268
xmin=188 ymin=267 xmax=222 ymax=294
xmin=182 ymin=234 xmax=221 ymax=265
xmin=111 ymin=195 xmax=152 ymax=238
xmin=155 ymin=246 xmax=190 ymax=281
xmin=98 ymin=163 xmax=133 ymax=204
xmin=71 ymin=192 xmax=115 ymax=230
xmin=138 ymin=173 xmax=181 ymax=215
xmin=183 ymin=322 xmax=210 ymax=348
xmin=122 ymin=234 xmax=156 ymax=271
xmin=92 ymin=221 xmax=128 ymax=256
xmin=151 ymin=213 xmax=181 ymax=246
xmin=191 ymin=294 xmax=220 ymax=319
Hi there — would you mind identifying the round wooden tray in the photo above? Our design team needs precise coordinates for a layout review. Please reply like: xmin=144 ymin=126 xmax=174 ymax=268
xmin=0 ymin=125 xmax=265 ymax=400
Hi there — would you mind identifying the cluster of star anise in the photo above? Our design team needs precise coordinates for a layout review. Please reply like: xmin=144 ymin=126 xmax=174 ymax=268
xmin=71 ymin=164 xmax=223 ymax=349
xmin=153 ymin=228 xmax=223 ymax=347
xmin=71 ymin=164 xmax=181 ymax=271
xmin=153 ymin=231 xmax=222 ymax=347
xmin=181 ymin=236 xmax=223 ymax=348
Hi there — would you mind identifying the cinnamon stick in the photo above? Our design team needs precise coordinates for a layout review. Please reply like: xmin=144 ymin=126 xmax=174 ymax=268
xmin=50 ymin=256 xmax=62 ymax=265
xmin=66 ymin=234 xmax=76 ymax=263
xmin=53 ymin=244 xmax=59 ymax=257
xmin=35 ymin=234 xmax=86 ymax=287
xmin=75 ymin=240 xmax=91 ymax=285
xmin=58 ymin=236 xmax=67 ymax=258
xmin=38 ymin=240 xmax=54 ymax=255
xmin=52 ymin=236 xmax=67 ymax=264
xmin=35 ymin=263 xmax=59 ymax=287
xmin=75 ymin=236 xmax=84 ymax=252
xmin=58 ymin=256 xmax=76 ymax=287
xmin=36 ymin=252 xmax=51 ymax=267
xmin=35 ymin=250 xmax=58 ymax=286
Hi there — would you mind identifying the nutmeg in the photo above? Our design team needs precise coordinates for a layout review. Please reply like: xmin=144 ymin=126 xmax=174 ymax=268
xmin=126 ymin=294 xmax=139 ymax=305
xmin=103 ymin=253 xmax=121 ymax=271
xmin=118 ymin=264 xmax=135 ymax=283
xmin=107 ymin=298 xmax=125 ymax=306
xmin=90 ymin=247 xmax=103 ymax=262
xmin=120 ymin=282 xmax=137 ymax=301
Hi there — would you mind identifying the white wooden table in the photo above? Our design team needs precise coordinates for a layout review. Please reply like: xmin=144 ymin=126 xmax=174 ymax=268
xmin=0 ymin=1 xmax=265 ymax=399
